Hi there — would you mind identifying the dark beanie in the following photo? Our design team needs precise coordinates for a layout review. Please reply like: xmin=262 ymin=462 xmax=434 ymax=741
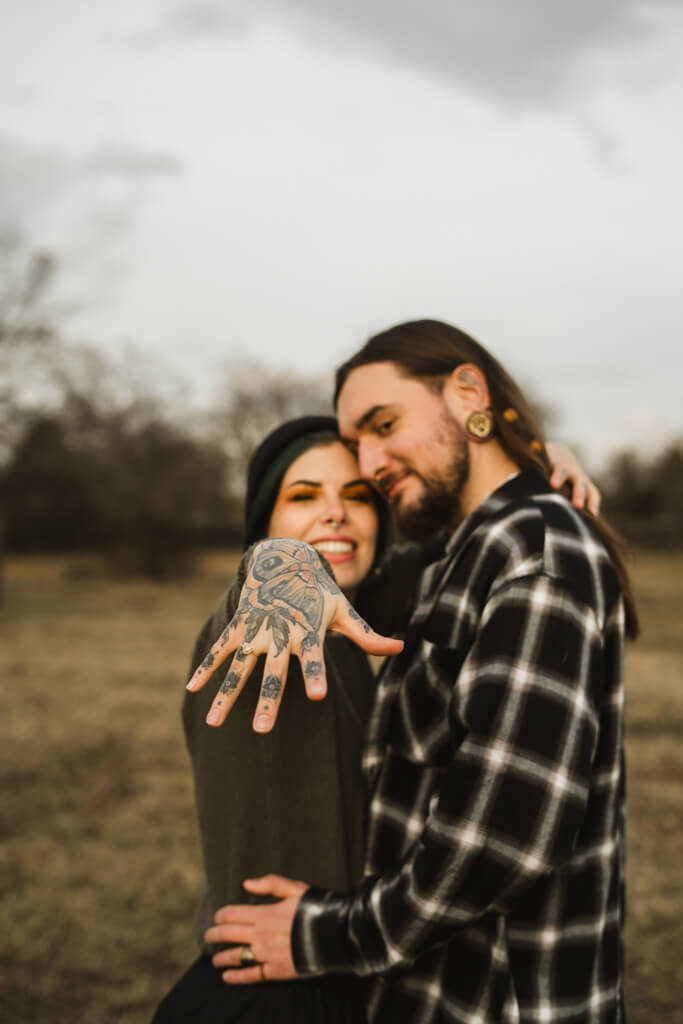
xmin=243 ymin=415 xmax=390 ymax=571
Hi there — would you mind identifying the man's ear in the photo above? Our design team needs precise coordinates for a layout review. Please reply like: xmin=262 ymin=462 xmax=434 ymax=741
xmin=442 ymin=363 xmax=491 ymax=422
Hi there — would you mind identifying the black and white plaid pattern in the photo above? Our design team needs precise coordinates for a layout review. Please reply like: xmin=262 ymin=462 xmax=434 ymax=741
xmin=292 ymin=469 xmax=626 ymax=1023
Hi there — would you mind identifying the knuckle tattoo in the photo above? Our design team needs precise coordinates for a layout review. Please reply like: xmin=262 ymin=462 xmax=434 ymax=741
xmin=220 ymin=671 xmax=241 ymax=695
xmin=261 ymin=675 xmax=282 ymax=700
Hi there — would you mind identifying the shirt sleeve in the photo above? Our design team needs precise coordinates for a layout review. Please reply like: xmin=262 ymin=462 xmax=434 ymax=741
xmin=292 ymin=573 xmax=605 ymax=976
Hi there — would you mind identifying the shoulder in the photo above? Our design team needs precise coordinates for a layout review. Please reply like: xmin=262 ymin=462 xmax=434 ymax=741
xmin=463 ymin=493 xmax=621 ymax=623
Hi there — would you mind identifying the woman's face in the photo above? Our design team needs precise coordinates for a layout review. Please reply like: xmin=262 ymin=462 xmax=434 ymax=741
xmin=267 ymin=441 xmax=378 ymax=594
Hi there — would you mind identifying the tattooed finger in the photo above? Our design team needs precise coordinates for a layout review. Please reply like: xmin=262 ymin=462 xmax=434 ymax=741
xmin=300 ymin=642 xmax=327 ymax=699
xmin=187 ymin=626 xmax=239 ymax=692
xmin=301 ymin=630 xmax=320 ymax=653
xmin=205 ymin=653 xmax=258 ymax=727
xmin=253 ymin=652 xmax=290 ymax=733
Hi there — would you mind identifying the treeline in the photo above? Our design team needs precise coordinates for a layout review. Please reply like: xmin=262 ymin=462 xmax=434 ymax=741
xmin=1 ymin=344 xmax=332 ymax=578
xmin=599 ymin=445 xmax=683 ymax=548
xmin=2 ymin=354 xmax=680 ymax=575
xmin=0 ymin=237 xmax=330 ymax=578
xmin=1 ymin=239 xmax=681 ymax=581
xmin=3 ymin=392 xmax=237 ymax=577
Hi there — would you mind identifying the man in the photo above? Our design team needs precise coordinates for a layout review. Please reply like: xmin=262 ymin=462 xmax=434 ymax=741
xmin=188 ymin=320 xmax=636 ymax=1023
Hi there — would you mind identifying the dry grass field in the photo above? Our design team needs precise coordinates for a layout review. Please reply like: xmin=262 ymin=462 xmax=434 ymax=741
xmin=1 ymin=549 xmax=681 ymax=1023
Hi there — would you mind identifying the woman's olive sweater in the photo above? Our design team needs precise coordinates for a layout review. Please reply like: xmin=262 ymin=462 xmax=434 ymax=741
xmin=182 ymin=539 xmax=441 ymax=950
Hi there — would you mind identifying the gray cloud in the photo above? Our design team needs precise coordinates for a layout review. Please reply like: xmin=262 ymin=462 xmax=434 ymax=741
xmin=0 ymin=137 xmax=181 ymax=239
xmin=0 ymin=136 xmax=182 ymax=320
xmin=166 ymin=2 xmax=246 ymax=37
xmin=84 ymin=143 xmax=182 ymax=178
xmin=166 ymin=0 xmax=681 ymax=107
xmin=0 ymin=139 xmax=73 ymax=233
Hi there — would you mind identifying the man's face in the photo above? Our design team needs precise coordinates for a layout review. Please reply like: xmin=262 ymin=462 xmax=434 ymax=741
xmin=336 ymin=361 xmax=470 ymax=540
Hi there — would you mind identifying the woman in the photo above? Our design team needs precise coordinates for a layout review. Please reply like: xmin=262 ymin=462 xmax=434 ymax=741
xmin=152 ymin=415 xmax=596 ymax=1023
xmin=152 ymin=416 xmax=397 ymax=1023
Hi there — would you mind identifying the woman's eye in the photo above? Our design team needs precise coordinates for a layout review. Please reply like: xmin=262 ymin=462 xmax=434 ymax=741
xmin=344 ymin=487 xmax=373 ymax=504
xmin=377 ymin=420 xmax=394 ymax=436
xmin=288 ymin=492 xmax=315 ymax=502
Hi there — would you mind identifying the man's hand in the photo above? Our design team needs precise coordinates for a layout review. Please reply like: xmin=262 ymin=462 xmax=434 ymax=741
xmin=186 ymin=539 xmax=404 ymax=732
xmin=205 ymin=875 xmax=308 ymax=984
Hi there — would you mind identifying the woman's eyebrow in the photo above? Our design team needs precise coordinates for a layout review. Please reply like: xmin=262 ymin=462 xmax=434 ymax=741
xmin=284 ymin=479 xmax=322 ymax=488
xmin=341 ymin=479 xmax=372 ymax=490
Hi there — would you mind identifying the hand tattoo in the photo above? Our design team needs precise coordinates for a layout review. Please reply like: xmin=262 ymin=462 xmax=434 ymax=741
xmin=301 ymin=630 xmax=320 ymax=652
xmin=304 ymin=661 xmax=324 ymax=679
xmin=261 ymin=675 xmax=282 ymax=700
xmin=229 ymin=541 xmax=339 ymax=654
xmin=220 ymin=671 xmax=241 ymax=695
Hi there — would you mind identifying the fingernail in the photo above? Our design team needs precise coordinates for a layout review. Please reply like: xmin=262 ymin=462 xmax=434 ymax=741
xmin=309 ymin=682 xmax=325 ymax=695
xmin=186 ymin=679 xmax=198 ymax=691
xmin=254 ymin=714 xmax=270 ymax=732
xmin=207 ymin=708 xmax=221 ymax=724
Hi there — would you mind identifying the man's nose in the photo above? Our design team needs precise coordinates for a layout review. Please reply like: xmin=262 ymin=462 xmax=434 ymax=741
xmin=357 ymin=438 xmax=387 ymax=482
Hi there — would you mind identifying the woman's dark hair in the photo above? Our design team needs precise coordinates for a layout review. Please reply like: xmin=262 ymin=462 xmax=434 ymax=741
xmin=335 ymin=319 xmax=638 ymax=637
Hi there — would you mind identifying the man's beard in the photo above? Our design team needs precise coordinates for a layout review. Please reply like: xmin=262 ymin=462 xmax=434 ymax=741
xmin=392 ymin=417 xmax=470 ymax=542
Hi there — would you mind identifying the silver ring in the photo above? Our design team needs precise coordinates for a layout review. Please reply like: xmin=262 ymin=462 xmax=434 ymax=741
xmin=240 ymin=642 xmax=255 ymax=656
xmin=240 ymin=945 xmax=259 ymax=967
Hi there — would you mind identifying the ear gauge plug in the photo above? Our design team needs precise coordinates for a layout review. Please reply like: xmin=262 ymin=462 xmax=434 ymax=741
xmin=465 ymin=410 xmax=494 ymax=441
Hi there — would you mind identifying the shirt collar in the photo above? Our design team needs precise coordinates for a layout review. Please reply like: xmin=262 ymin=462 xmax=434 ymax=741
xmin=444 ymin=465 xmax=551 ymax=558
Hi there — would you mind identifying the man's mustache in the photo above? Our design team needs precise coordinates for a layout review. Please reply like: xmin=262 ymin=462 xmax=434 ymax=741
xmin=373 ymin=469 xmax=413 ymax=501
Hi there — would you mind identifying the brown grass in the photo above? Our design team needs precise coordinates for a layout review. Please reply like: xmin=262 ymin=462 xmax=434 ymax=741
xmin=1 ymin=549 xmax=681 ymax=1023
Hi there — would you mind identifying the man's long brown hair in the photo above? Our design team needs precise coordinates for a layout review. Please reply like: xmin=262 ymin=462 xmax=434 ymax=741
xmin=335 ymin=319 xmax=638 ymax=638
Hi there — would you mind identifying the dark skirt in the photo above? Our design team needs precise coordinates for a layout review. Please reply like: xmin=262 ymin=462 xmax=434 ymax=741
xmin=151 ymin=955 xmax=368 ymax=1024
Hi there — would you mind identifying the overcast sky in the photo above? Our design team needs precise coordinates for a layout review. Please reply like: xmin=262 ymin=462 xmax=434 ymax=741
xmin=1 ymin=0 xmax=682 ymax=466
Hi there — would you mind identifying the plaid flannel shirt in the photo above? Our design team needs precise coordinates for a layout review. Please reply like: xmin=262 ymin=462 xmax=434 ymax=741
xmin=292 ymin=469 xmax=626 ymax=1023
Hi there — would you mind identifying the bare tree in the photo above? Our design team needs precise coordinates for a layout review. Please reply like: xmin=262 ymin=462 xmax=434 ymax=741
xmin=0 ymin=236 xmax=60 ymax=601
xmin=208 ymin=361 xmax=334 ymax=497
xmin=0 ymin=234 xmax=59 ymax=460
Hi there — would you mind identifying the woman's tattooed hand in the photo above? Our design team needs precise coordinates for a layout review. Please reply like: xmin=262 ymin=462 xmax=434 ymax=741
xmin=229 ymin=541 xmax=339 ymax=657
xmin=186 ymin=539 xmax=404 ymax=732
